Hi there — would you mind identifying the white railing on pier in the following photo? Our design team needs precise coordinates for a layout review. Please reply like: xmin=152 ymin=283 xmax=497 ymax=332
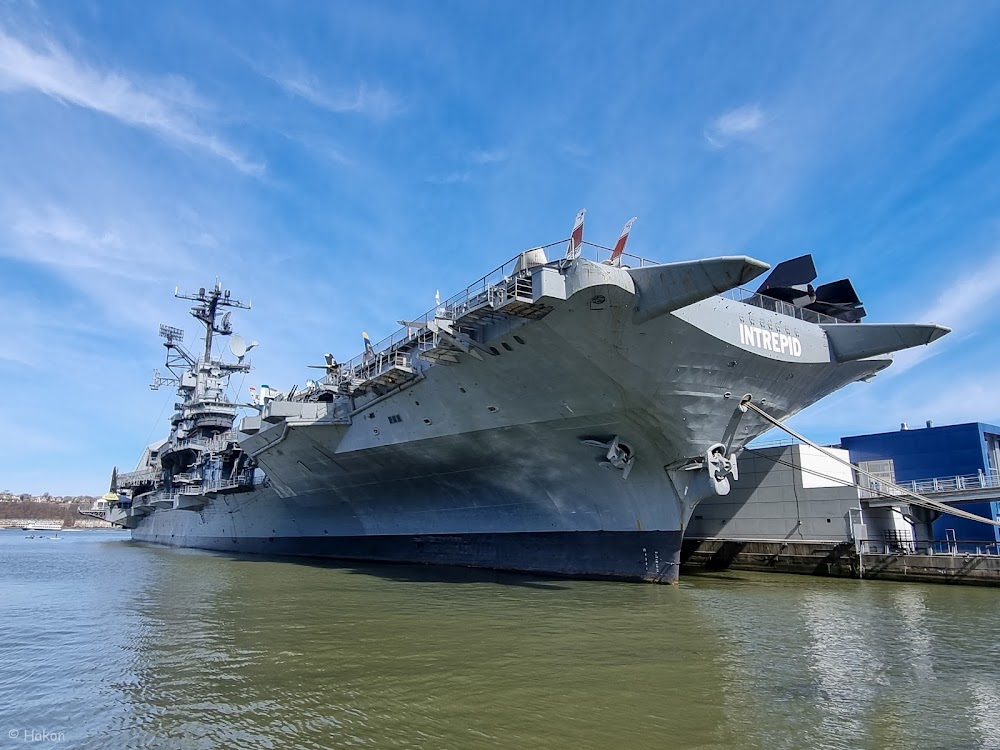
xmin=856 ymin=537 xmax=1000 ymax=557
xmin=859 ymin=469 xmax=1000 ymax=498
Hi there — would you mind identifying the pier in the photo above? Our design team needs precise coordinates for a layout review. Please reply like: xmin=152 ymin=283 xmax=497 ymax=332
xmin=682 ymin=440 xmax=1000 ymax=587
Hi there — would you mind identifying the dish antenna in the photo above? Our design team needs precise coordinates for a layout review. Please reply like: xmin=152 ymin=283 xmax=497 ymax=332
xmin=229 ymin=334 xmax=247 ymax=358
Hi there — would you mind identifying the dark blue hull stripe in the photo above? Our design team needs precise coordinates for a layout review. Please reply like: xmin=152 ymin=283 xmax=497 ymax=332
xmin=133 ymin=530 xmax=683 ymax=583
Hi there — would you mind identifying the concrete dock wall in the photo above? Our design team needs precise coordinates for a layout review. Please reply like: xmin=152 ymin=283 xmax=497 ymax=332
xmin=859 ymin=552 xmax=1000 ymax=586
xmin=681 ymin=539 xmax=857 ymax=578
xmin=681 ymin=538 xmax=1000 ymax=587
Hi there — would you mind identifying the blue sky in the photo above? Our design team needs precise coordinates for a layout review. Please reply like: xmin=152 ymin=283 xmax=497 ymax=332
xmin=1 ymin=1 xmax=999 ymax=495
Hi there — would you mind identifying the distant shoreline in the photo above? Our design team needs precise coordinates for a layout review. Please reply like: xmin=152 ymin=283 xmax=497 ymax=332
xmin=0 ymin=500 xmax=113 ymax=528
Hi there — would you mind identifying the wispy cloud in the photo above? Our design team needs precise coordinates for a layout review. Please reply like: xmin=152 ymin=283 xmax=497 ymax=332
xmin=919 ymin=248 xmax=1000 ymax=327
xmin=425 ymin=171 xmax=472 ymax=185
xmin=270 ymin=69 xmax=402 ymax=121
xmin=0 ymin=27 xmax=263 ymax=175
xmin=887 ymin=247 xmax=1000 ymax=376
xmin=470 ymin=148 xmax=509 ymax=165
xmin=425 ymin=148 xmax=508 ymax=183
xmin=9 ymin=205 xmax=191 ymax=282
xmin=704 ymin=103 xmax=767 ymax=148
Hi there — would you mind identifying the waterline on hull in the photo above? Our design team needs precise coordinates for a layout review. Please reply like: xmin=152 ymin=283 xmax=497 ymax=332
xmin=130 ymin=530 xmax=684 ymax=583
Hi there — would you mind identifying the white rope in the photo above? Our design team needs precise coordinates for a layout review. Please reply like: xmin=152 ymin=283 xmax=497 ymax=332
xmin=135 ymin=393 xmax=172 ymax=471
xmin=739 ymin=395 xmax=1000 ymax=528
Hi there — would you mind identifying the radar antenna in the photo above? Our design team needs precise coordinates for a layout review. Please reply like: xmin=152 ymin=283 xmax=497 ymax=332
xmin=151 ymin=324 xmax=194 ymax=389
xmin=174 ymin=281 xmax=251 ymax=363
xmin=150 ymin=368 xmax=179 ymax=391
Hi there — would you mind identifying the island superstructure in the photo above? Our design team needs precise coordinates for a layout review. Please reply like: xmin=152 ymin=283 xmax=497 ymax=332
xmin=92 ymin=213 xmax=949 ymax=582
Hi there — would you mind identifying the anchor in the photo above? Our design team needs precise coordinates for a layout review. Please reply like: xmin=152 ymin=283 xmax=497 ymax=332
xmin=581 ymin=435 xmax=636 ymax=480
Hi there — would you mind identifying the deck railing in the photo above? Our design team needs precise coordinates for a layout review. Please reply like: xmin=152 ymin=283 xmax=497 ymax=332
xmin=116 ymin=469 xmax=159 ymax=487
xmin=331 ymin=248 xmax=868 ymax=389
xmin=722 ymin=288 xmax=847 ymax=325
xmin=332 ymin=247 xmax=662 ymax=388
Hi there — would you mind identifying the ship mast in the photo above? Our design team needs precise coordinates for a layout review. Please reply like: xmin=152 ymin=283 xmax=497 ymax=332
xmin=175 ymin=281 xmax=251 ymax=363
xmin=151 ymin=281 xmax=255 ymax=401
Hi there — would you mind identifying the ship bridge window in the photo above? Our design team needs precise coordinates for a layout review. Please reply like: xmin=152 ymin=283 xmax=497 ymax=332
xmin=388 ymin=415 xmax=402 ymax=424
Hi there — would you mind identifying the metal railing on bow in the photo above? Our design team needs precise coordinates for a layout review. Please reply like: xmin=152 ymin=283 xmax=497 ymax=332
xmin=721 ymin=288 xmax=847 ymax=325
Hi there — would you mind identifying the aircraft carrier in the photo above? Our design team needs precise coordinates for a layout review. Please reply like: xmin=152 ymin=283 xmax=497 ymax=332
xmin=88 ymin=212 xmax=949 ymax=582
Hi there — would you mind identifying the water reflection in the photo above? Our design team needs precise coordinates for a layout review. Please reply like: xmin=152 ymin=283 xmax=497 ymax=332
xmin=104 ymin=548 xmax=736 ymax=750
xmin=2 ymin=533 xmax=1000 ymax=750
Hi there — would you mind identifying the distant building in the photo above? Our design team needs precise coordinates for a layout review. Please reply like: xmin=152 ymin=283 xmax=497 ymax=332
xmin=841 ymin=422 xmax=1000 ymax=544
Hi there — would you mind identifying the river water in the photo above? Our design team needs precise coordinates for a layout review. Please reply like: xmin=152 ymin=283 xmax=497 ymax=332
xmin=1 ymin=530 xmax=998 ymax=750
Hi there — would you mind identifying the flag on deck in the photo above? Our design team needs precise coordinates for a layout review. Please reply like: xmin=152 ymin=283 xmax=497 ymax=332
xmin=363 ymin=331 xmax=374 ymax=357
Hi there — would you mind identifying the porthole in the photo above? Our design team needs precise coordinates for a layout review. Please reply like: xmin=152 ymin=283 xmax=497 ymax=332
xmin=373 ymin=428 xmax=380 ymax=435
xmin=514 ymin=335 xmax=525 ymax=345
xmin=487 ymin=406 xmax=498 ymax=413
xmin=459 ymin=387 xmax=467 ymax=393
xmin=501 ymin=342 xmax=513 ymax=351
xmin=423 ymin=418 xmax=432 ymax=425
xmin=489 ymin=347 xmax=500 ymax=356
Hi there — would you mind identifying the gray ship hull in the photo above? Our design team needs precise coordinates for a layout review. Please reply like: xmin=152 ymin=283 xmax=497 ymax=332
xmin=116 ymin=254 xmax=948 ymax=583
xmin=130 ymin=411 xmax=696 ymax=581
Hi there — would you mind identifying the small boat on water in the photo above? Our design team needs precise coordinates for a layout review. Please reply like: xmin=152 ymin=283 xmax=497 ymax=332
xmin=20 ymin=522 xmax=63 ymax=532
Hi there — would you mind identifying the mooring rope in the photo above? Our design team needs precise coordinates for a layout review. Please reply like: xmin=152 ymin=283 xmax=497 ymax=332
xmin=738 ymin=395 xmax=1000 ymax=528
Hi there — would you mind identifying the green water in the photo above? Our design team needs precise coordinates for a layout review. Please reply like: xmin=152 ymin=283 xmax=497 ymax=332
xmin=1 ymin=530 xmax=998 ymax=749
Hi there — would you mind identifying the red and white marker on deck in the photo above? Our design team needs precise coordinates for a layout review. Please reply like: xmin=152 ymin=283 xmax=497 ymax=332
xmin=609 ymin=217 xmax=637 ymax=266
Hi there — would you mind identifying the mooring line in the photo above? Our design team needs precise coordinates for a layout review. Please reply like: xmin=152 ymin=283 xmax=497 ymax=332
xmin=738 ymin=395 xmax=1000 ymax=528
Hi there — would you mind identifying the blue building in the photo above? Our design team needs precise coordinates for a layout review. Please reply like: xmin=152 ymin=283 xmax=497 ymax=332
xmin=841 ymin=422 xmax=1000 ymax=543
